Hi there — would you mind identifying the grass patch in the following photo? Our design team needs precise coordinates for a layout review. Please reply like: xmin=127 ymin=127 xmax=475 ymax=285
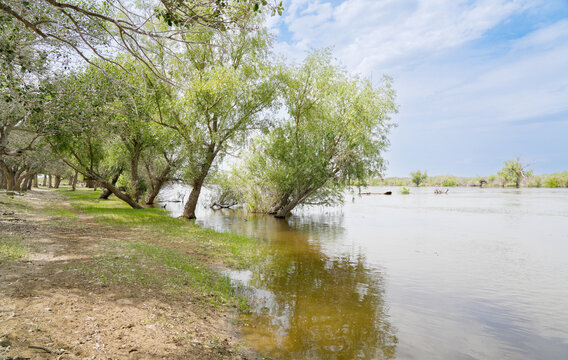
xmin=58 ymin=188 xmax=256 ymax=310
xmin=0 ymin=236 xmax=26 ymax=264
xmin=59 ymin=189 xmax=259 ymax=268
xmin=75 ymin=240 xmax=249 ymax=310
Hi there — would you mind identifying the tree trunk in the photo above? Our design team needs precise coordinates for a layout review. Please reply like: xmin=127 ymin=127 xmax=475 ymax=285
xmin=96 ymin=176 xmax=143 ymax=209
xmin=54 ymin=175 xmax=61 ymax=188
xmin=268 ymin=191 xmax=292 ymax=214
xmin=0 ymin=160 xmax=15 ymax=191
xmin=182 ymin=180 xmax=204 ymax=219
xmin=181 ymin=149 xmax=215 ymax=219
xmin=131 ymin=150 xmax=141 ymax=202
xmin=33 ymin=174 xmax=38 ymax=188
xmin=145 ymin=164 xmax=171 ymax=205
xmin=42 ymin=174 xmax=47 ymax=187
xmin=274 ymin=189 xmax=315 ymax=219
xmin=25 ymin=174 xmax=34 ymax=190
xmin=71 ymin=171 xmax=78 ymax=191
xmin=100 ymin=169 xmax=122 ymax=199
xmin=48 ymin=174 xmax=52 ymax=188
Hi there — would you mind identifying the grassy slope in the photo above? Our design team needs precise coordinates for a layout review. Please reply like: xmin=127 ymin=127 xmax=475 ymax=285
xmin=57 ymin=188 xmax=258 ymax=311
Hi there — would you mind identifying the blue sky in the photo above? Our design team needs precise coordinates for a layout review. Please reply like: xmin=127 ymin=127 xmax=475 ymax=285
xmin=265 ymin=0 xmax=568 ymax=177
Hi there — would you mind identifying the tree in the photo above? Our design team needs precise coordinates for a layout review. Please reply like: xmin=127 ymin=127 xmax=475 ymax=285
xmin=156 ymin=24 xmax=278 ymax=219
xmin=498 ymin=157 xmax=532 ymax=188
xmin=242 ymin=50 xmax=397 ymax=218
xmin=41 ymin=65 xmax=145 ymax=208
xmin=410 ymin=170 xmax=427 ymax=186
xmin=0 ymin=0 xmax=283 ymax=82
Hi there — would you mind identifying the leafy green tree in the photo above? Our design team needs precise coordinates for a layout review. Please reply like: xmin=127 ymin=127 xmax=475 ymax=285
xmin=41 ymin=65 xmax=145 ymax=208
xmin=156 ymin=24 xmax=278 ymax=219
xmin=498 ymin=157 xmax=532 ymax=188
xmin=410 ymin=170 xmax=427 ymax=186
xmin=244 ymin=50 xmax=397 ymax=218
xmin=0 ymin=0 xmax=282 ymax=82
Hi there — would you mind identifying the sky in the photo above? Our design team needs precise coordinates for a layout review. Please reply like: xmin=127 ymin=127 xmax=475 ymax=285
xmin=265 ymin=0 xmax=568 ymax=177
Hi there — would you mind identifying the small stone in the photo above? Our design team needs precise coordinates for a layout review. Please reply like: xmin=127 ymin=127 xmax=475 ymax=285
xmin=44 ymin=307 xmax=52 ymax=311
xmin=0 ymin=338 xmax=10 ymax=347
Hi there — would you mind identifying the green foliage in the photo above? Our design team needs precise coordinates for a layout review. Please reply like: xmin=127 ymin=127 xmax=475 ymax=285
xmin=410 ymin=170 xmax=427 ymax=186
xmin=241 ymin=49 xmax=397 ymax=215
xmin=441 ymin=176 xmax=459 ymax=187
xmin=399 ymin=187 xmax=410 ymax=195
xmin=498 ymin=157 xmax=533 ymax=188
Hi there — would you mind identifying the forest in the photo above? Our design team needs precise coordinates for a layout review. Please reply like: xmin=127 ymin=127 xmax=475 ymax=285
xmin=0 ymin=0 xmax=397 ymax=219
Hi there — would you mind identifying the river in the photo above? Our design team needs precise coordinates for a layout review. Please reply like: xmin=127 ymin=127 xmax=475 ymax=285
xmin=158 ymin=185 xmax=568 ymax=360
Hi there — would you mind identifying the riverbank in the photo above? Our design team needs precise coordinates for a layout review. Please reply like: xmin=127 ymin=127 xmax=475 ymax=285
xmin=0 ymin=188 xmax=259 ymax=360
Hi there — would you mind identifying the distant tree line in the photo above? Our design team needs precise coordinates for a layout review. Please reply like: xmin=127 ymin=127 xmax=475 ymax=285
xmin=372 ymin=158 xmax=567 ymax=188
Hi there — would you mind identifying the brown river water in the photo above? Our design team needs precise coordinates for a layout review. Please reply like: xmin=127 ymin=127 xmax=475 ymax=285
xmin=159 ymin=185 xmax=568 ymax=360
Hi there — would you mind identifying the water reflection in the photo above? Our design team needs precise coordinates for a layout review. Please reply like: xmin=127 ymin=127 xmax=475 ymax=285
xmin=220 ymin=214 xmax=397 ymax=360
xmin=158 ymin=184 xmax=568 ymax=360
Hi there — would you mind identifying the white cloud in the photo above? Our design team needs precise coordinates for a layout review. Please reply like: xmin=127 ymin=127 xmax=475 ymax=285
xmin=266 ymin=0 xmax=568 ymax=175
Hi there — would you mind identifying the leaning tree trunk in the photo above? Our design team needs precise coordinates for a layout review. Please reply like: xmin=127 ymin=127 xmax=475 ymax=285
xmin=95 ymin=175 xmax=142 ymax=209
xmin=99 ymin=169 xmax=122 ymax=199
xmin=268 ymin=190 xmax=292 ymax=214
xmin=274 ymin=188 xmax=315 ymax=219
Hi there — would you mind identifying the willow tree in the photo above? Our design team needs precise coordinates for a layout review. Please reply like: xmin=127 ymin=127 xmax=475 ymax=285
xmin=498 ymin=157 xmax=533 ymax=188
xmin=245 ymin=50 xmax=397 ymax=218
xmin=0 ymin=0 xmax=282 ymax=82
xmin=156 ymin=24 xmax=279 ymax=219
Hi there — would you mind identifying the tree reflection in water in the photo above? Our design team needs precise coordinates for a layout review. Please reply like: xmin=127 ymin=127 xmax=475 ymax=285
xmin=232 ymin=214 xmax=398 ymax=360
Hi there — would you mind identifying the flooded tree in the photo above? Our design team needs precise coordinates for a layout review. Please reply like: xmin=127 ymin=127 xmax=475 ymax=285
xmin=410 ymin=170 xmax=427 ymax=187
xmin=157 ymin=24 xmax=279 ymax=219
xmin=498 ymin=157 xmax=533 ymax=188
xmin=241 ymin=50 xmax=397 ymax=218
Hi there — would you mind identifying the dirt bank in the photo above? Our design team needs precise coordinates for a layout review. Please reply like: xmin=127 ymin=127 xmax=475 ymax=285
xmin=0 ymin=189 xmax=256 ymax=360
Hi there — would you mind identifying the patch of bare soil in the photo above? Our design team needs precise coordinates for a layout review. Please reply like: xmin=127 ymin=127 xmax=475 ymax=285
xmin=0 ymin=190 xmax=255 ymax=360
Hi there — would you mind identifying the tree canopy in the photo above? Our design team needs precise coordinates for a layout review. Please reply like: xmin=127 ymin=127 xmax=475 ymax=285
xmin=1 ymin=1 xmax=398 ymax=220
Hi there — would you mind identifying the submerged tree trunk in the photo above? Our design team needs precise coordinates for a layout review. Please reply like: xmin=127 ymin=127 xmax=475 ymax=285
xmin=274 ymin=188 xmax=315 ymax=219
xmin=268 ymin=190 xmax=292 ymax=214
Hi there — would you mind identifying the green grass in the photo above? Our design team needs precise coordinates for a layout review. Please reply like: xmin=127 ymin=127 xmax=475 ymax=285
xmin=0 ymin=235 xmax=26 ymax=264
xmin=57 ymin=188 xmax=256 ymax=310
xmin=58 ymin=189 xmax=258 ymax=268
